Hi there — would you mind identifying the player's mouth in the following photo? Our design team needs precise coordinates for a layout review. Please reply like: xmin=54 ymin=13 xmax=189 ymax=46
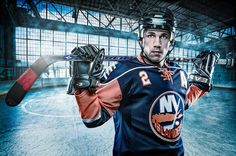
xmin=151 ymin=51 xmax=162 ymax=56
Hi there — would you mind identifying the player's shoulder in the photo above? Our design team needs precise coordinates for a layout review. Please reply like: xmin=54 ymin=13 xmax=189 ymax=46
xmin=167 ymin=61 xmax=188 ymax=74
xmin=168 ymin=61 xmax=183 ymax=70
xmin=167 ymin=61 xmax=181 ymax=68
xmin=101 ymin=57 xmax=140 ymax=82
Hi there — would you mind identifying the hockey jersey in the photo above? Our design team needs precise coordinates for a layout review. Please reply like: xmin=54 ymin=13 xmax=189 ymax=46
xmin=75 ymin=55 xmax=205 ymax=156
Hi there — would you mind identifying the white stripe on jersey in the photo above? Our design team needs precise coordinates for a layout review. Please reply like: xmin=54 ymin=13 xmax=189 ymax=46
xmin=97 ymin=65 xmax=182 ymax=93
xmin=103 ymin=64 xmax=117 ymax=80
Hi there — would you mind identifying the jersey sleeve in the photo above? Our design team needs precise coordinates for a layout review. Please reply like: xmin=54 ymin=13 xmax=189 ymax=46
xmin=74 ymin=62 xmax=127 ymax=128
xmin=184 ymin=84 xmax=206 ymax=110
xmin=177 ymin=66 xmax=206 ymax=110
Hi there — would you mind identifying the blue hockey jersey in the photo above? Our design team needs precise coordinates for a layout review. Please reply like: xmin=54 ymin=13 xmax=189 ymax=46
xmin=75 ymin=56 xmax=205 ymax=156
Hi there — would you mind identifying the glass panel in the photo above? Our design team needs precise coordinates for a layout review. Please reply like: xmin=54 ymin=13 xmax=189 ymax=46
xmin=28 ymin=40 xmax=40 ymax=55
xmin=16 ymin=27 xmax=26 ymax=39
xmin=15 ymin=39 xmax=26 ymax=55
xmin=28 ymin=28 xmax=40 ymax=40
xmin=16 ymin=55 xmax=27 ymax=67
xmin=28 ymin=55 xmax=40 ymax=65
xmin=41 ymin=41 xmax=53 ymax=55
xmin=89 ymin=34 xmax=99 ymax=45
xmin=41 ymin=29 xmax=53 ymax=41
xmin=119 ymin=47 xmax=127 ymax=56
xmin=54 ymin=31 xmax=65 ymax=42
xmin=77 ymin=10 xmax=87 ymax=25
xmin=54 ymin=42 xmax=65 ymax=55
xmin=78 ymin=33 xmax=88 ymax=44
xmin=110 ymin=46 xmax=118 ymax=56
xmin=100 ymin=36 xmax=108 ymax=46
xmin=66 ymin=32 xmax=77 ymax=43
xmin=66 ymin=43 xmax=77 ymax=54
xmin=110 ymin=37 xmax=118 ymax=46
xmin=88 ymin=11 xmax=99 ymax=27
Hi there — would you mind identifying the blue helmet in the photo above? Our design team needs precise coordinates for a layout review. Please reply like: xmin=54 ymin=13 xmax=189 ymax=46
xmin=138 ymin=7 xmax=177 ymax=41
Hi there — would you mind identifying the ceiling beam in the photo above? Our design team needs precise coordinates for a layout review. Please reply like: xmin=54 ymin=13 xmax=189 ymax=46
xmin=17 ymin=16 xmax=137 ymax=40
xmin=25 ymin=0 xmax=41 ymax=18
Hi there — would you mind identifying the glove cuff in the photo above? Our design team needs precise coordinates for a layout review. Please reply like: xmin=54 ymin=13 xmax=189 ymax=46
xmin=189 ymin=74 xmax=211 ymax=84
xmin=189 ymin=74 xmax=212 ymax=91
xmin=74 ymin=74 xmax=90 ymax=89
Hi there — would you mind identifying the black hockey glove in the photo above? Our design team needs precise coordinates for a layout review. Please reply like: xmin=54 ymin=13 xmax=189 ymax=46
xmin=189 ymin=50 xmax=219 ymax=92
xmin=67 ymin=44 xmax=105 ymax=94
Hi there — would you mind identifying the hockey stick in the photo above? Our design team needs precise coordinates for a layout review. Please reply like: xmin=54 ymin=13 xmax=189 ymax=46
xmin=5 ymin=54 xmax=234 ymax=107
xmin=5 ymin=55 xmax=84 ymax=106
xmin=105 ymin=55 xmax=234 ymax=66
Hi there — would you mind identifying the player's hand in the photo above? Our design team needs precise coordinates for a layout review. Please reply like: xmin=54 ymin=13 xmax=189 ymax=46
xmin=189 ymin=50 xmax=219 ymax=91
xmin=67 ymin=44 xmax=105 ymax=94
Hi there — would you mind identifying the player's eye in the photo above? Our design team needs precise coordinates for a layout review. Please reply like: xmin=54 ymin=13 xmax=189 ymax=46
xmin=160 ymin=34 xmax=169 ymax=40
xmin=146 ymin=33 xmax=156 ymax=38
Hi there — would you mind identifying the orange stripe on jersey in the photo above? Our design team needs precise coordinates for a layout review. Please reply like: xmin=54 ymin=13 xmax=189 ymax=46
xmin=97 ymin=80 xmax=122 ymax=116
xmin=137 ymin=55 xmax=145 ymax=63
xmin=75 ymin=90 xmax=101 ymax=119
xmin=75 ymin=79 xmax=122 ymax=119
xmin=186 ymin=85 xmax=206 ymax=107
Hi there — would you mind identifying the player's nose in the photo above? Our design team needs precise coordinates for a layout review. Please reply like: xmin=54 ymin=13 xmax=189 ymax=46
xmin=153 ymin=37 xmax=161 ymax=47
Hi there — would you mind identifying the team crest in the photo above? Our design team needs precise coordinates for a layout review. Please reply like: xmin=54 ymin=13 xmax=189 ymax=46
xmin=149 ymin=91 xmax=184 ymax=142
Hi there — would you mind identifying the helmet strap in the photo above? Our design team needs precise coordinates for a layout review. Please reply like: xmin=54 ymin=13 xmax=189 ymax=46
xmin=166 ymin=39 xmax=175 ymax=56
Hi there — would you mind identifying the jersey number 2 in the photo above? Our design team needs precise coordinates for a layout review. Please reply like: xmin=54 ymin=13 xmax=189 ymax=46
xmin=139 ymin=71 xmax=151 ymax=86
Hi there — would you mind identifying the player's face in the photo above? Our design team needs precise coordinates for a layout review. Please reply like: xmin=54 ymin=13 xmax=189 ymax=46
xmin=141 ymin=29 xmax=171 ymax=66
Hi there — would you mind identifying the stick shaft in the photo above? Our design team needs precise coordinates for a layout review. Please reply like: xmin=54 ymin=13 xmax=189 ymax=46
xmin=5 ymin=54 xmax=234 ymax=107
xmin=103 ymin=55 xmax=232 ymax=66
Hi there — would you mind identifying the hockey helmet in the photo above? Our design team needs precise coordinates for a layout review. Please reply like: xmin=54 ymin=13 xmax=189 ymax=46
xmin=138 ymin=7 xmax=177 ymax=41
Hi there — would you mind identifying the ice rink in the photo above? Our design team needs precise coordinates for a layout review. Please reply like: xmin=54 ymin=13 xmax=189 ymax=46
xmin=0 ymin=86 xmax=236 ymax=156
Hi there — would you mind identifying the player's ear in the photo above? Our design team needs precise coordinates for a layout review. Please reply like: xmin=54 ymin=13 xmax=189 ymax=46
xmin=168 ymin=39 xmax=174 ymax=50
xmin=138 ymin=38 xmax=144 ymax=49
xmin=170 ymin=39 xmax=175 ymax=46
xmin=169 ymin=31 xmax=175 ymax=49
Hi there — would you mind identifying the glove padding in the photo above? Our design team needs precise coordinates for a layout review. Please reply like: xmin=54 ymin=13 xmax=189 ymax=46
xmin=67 ymin=44 xmax=105 ymax=94
xmin=189 ymin=50 xmax=219 ymax=91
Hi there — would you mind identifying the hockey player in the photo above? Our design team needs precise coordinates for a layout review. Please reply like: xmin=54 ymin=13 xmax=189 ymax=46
xmin=67 ymin=7 xmax=219 ymax=156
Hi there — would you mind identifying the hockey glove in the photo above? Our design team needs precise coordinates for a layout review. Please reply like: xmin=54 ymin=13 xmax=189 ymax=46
xmin=67 ymin=44 xmax=105 ymax=94
xmin=189 ymin=50 xmax=219 ymax=92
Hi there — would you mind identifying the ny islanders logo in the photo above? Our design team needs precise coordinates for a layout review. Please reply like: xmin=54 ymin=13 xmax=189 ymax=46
xmin=149 ymin=91 xmax=184 ymax=142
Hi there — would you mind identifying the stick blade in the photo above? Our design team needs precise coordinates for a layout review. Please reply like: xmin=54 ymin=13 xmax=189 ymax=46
xmin=5 ymin=55 xmax=64 ymax=107
xmin=5 ymin=82 xmax=27 ymax=106
xmin=5 ymin=67 xmax=38 ymax=106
